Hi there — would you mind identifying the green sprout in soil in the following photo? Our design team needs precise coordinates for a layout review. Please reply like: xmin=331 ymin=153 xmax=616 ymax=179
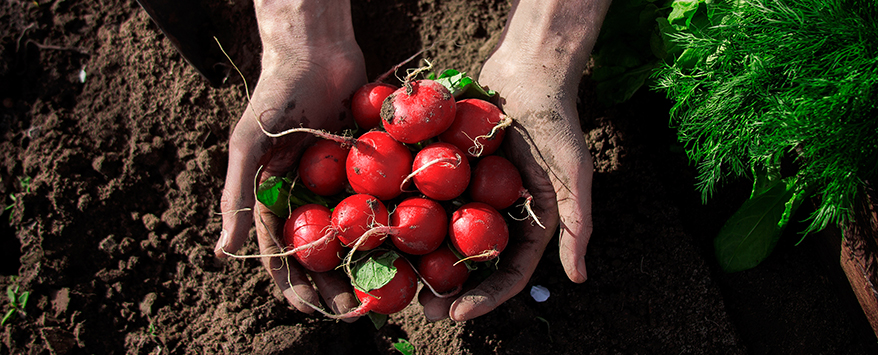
xmin=392 ymin=338 xmax=415 ymax=355
xmin=4 ymin=176 xmax=31 ymax=223
xmin=2 ymin=278 xmax=30 ymax=326
xmin=535 ymin=316 xmax=553 ymax=343
xmin=654 ymin=0 xmax=878 ymax=271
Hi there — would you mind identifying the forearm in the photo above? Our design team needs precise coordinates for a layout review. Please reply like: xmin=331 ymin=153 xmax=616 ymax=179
xmin=495 ymin=0 xmax=611 ymax=91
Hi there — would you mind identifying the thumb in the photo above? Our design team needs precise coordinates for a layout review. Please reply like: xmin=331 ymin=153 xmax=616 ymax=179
xmin=216 ymin=117 xmax=267 ymax=258
xmin=552 ymin=133 xmax=594 ymax=283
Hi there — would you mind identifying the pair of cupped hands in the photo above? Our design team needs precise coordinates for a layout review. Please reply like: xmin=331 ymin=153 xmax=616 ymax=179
xmin=214 ymin=0 xmax=596 ymax=323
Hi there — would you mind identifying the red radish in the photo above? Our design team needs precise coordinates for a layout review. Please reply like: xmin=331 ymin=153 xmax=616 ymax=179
xmin=380 ymin=79 xmax=456 ymax=144
xmin=346 ymin=131 xmax=413 ymax=200
xmin=439 ymin=98 xmax=511 ymax=158
xmin=298 ymin=140 xmax=349 ymax=196
xmin=469 ymin=155 xmax=526 ymax=210
xmin=406 ymin=142 xmax=470 ymax=201
xmin=332 ymin=194 xmax=392 ymax=251
xmin=448 ymin=202 xmax=509 ymax=262
xmin=417 ymin=245 xmax=469 ymax=295
xmin=390 ymin=197 xmax=447 ymax=255
xmin=351 ymin=82 xmax=397 ymax=130
xmin=283 ymin=204 xmax=343 ymax=273
xmin=344 ymin=252 xmax=418 ymax=316
xmin=469 ymin=155 xmax=544 ymax=228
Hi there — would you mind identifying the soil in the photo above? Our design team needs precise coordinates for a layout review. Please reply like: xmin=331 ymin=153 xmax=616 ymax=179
xmin=1 ymin=0 xmax=876 ymax=354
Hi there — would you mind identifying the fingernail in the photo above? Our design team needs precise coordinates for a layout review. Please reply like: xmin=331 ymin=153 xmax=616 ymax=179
xmin=215 ymin=229 xmax=229 ymax=253
xmin=450 ymin=292 xmax=490 ymax=321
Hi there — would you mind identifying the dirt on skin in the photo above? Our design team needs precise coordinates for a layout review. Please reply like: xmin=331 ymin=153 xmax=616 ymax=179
xmin=0 ymin=0 xmax=876 ymax=354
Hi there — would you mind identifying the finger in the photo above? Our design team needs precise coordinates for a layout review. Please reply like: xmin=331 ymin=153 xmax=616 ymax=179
xmin=216 ymin=113 xmax=268 ymax=257
xmin=418 ymin=287 xmax=455 ymax=322
xmin=254 ymin=202 xmax=322 ymax=312
xmin=439 ymin=119 xmax=563 ymax=321
xmin=543 ymin=123 xmax=593 ymax=283
xmin=311 ymin=271 xmax=360 ymax=323
xmin=508 ymin=111 xmax=593 ymax=283
xmin=448 ymin=225 xmax=549 ymax=321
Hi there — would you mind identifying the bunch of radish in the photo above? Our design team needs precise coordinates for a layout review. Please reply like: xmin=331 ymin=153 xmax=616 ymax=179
xmin=248 ymin=68 xmax=538 ymax=322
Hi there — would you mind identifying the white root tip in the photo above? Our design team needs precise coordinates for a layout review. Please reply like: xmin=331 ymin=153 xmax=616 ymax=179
xmin=467 ymin=113 xmax=514 ymax=157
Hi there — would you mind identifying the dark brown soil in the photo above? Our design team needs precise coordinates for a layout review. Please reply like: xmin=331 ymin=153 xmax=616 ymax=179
xmin=0 ymin=0 xmax=876 ymax=354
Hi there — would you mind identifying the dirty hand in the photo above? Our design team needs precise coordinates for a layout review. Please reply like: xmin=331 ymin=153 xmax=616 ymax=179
xmin=418 ymin=0 xmax=608 ymax=321
xmin=215 ymin=0 xmax=366 ymax=318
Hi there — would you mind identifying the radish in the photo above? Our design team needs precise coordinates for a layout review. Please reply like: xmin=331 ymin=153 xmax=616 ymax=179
xmin=438 ymin=98 xmax=511 ymax=158
xmin=405 ymin=142 xmax=470 ymax=201
xmin=341 ymin=251 xmax=419 ymax=316
xmin=469 ymin=155 xmax=544 ymax=228
xmin=351 ymin=82 xmax=397 ymax=130
xmin=253 ymin=126 xmax=412 ymax=201
xmin=346 ymin=130 xmax=413 ymax=201
xmin=448 ymin=202 xmax=509 ymax=262
xmin=417 ymin=244 xmax=469 ymax=295
xmin=332 ymin=194 xmax=392 ymax=251
xmin=380 ymin=79 xmax=456 ymax=144
xmin=283 ymin=204 xmax=343 ymax=273
xmin=389 ymin=197 xmax=447 ymax=255
xmin=298 ymin=139 xmax=349 ymax=196
xmin=469 ymin=155 xmax=526 ymax=210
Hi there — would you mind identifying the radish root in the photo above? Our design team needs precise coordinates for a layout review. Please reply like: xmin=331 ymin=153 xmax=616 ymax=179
xmin=406 ymin=257 xmax=463 ymax=298
xmin=400 ymin=59 xmax=433 ymax=95
xmin=375 ymin=45 xmax=433 ymax=83
xmin=221 ymin=231 xmax=338 ymax=259
xmin=399 ymin=154 xmax=461 ymax=192
xmin=468 ymin=113 xmax=513 ymax=157
xmin=453 ymin=249 xmax=500 ymax=265
xmin=519 ymin=193 xmax=545 ymax=229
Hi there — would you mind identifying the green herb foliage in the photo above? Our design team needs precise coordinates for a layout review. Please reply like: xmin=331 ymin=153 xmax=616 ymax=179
xmin=655 ymin=0 xmax=878 ymax=237
xmin=592 ymin=0 xmax=674 ymax=105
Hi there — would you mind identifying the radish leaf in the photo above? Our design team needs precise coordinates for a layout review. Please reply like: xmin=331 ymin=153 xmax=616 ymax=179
xmin=430 ymin=69 xmax=495 ymax=100
xmin=367 ymin=312 xmax=388 ymax=330
xmin=352 ymin=252 xmax=399 ymax=292
xmin=256 ymin=176 xmax=292 ymax=218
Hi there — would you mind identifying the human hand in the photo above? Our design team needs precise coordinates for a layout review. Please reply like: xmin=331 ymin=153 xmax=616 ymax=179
xmin=419 ymin=0 xmax=609 ymax=322
xmin=214 ymin=0 xmax=367 ymax=318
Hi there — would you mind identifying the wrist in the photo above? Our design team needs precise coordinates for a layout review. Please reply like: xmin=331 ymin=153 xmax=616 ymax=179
xmin=489 ymin=0 xmax=611 ymax=91
xmin=254 ymin=0 xmax=359 ymax=66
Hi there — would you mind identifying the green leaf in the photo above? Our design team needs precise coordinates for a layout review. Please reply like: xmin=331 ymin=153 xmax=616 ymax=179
xmin=256 ymin=176 xmax=291 ymax=218
xmin=594 ymin=62 xmax=659 ymax=104
xmin=367 ymin=312 xmax=388 ymax=330
xmin=667 ymin=0 xmax=705 ymax=31
xmin=393 ymin=338 xmax=416 ymax=355
xmin=17 ymin=291 xmax=29 ymax=309
xmin=6 ymin=285 xmax=15 ymax=304
xmin=431 ymin=69 xmax=495 ymax=100
xmin=1 ymin=308 xmax=15 ymax=326
xmin=714 ymin=177 xmax=804 ymax=272
xmin=352 ymin=252 xmax=399 ymax=292
xmin=750 ymin=154 xmax=783 ymax=198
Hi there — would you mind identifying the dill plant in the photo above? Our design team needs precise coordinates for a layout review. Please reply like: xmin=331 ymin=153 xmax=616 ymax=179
xmin=654 ymin=0 xmax=878 ymax=270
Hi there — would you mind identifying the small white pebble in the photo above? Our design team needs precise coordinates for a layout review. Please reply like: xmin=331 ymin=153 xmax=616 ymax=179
xmin=530 ymin=285 xmax=550 ymax=302
xmin=79 ymin=69 xmax=87 ymax=83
